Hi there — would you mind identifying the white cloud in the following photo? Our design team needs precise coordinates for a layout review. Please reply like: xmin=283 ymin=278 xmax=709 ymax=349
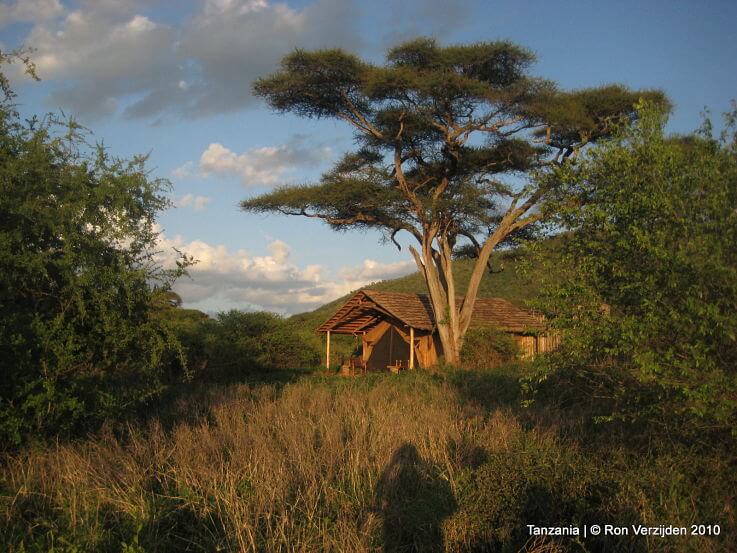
xmin=339 ymin=259 xmax=416 ymax=282
xmin=12 ymin=0 xmax=359 ymax=120
xmin=8 ymin=0 xmax=472 ymax=120
xmin=194 ymin=196 xmax=210 ymax=210
xmin=22 ymin=8 xmax=180 ymax=118
xmin=156 ymin=232 xmax=329 ymax=313
xmin=154 ymin=231 xmax=418 ymax=314
xmin=199 ymin=136 xmax=332 ymax=187
xmin=0 ymin=0 xmax=64 ymax=26
xmin=379 ymin=0 xmax=471 ymax=49
xmin=76 ymin=0 xmax=161 ymax=17
xmin=202 ymin=0 xmax=268 ymax=17
xmin=176 ymin=193 xmax=211 ymax=211
xmin=172 ymin=161 xmax=194 ymax=179
xmin=176 ymin=193 xmax=193 ymax=208
xmin=173 ymin=0 xmax=359 ymax=118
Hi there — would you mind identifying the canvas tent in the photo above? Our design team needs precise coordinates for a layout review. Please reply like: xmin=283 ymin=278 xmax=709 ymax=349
xmin=317 ymin=290 xmax=558 ymax=370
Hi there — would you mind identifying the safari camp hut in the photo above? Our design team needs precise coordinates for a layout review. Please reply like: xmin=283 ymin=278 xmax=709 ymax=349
xmin=317 ymin=289 xmax=557 ymax=371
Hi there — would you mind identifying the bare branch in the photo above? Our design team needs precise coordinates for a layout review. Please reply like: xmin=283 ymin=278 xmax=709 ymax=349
xmin=509 ymin=211 xmax=544 ymax=232
xmin=390 ymin=229 xmax=402 ymax=251
xmin=408 ymin=244 xmax=425 ymax=274
xmin=394 ymin=111 xmax=406 ymax=141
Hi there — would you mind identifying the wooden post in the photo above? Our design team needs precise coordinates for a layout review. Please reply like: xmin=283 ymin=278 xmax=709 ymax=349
xmin=409 ymin=327 xmax=415 ymax=369
xmin=388 ymin=327 xmax=394 ymax=366
xmin=326 ymin=330 xmax=331 ymax=369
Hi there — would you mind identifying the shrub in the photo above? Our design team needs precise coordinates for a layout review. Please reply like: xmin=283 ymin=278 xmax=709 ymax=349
xmin=0 ymin=103 xmax=188 ymax=446
xmin=460 ymin=327 xmax=520 ymax=369
xmin=527 ymin=103 xmax=737 ymax=434
xmin=163 ymin=309 xmax=322 ymax=381
xmin=258 ymin=326 xmax=321 ymax=369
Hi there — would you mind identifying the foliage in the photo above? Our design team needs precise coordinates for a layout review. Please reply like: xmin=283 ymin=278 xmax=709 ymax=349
xmin=153 ymin=304 xmax=210 ymax=371
xmin=527 ymin=103 xmax=737 ymax=434
xmin=243 ymin=37 xmax=668 ymax=364
xmin=206 ymin=310 xmax=321 ymax=372
xmin=163 ymin=309 xmax=322 ymax=380
xmin=0 ymin=90 xmax=189 ymax=446
xmin=0 ymin=47 xmax=38 ymax=102
xmin=460 ymin=326 xmax=519 ymax=369
xmin=259 ymin=324 xmax=321 ymax=369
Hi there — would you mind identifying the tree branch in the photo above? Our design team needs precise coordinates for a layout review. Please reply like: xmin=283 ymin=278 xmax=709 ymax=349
xmin=339 ymin=90 xmax=384 ymax=139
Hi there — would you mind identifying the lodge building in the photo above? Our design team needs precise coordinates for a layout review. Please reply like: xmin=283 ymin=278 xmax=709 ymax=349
xmin=317 ymin=290 xmax=559 ymax=371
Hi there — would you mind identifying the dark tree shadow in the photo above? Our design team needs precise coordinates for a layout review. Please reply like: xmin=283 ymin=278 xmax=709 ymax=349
xmin=447 ymin=368 xmax=523 ymax=414
xmin=374 ymin=443 xmax=457 ymax=552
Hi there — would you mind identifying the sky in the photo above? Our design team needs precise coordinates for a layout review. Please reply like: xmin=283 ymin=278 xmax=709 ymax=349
xmin=1 ymin=0 xmax=736 ymax=315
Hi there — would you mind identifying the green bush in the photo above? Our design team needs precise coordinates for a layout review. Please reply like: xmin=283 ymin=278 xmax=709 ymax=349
xmin=163 ymin=309 xmax=322 ymax=381
xmin=527 ymin=102 xmax=737 ymax=434
xmin=258 ymin=326 xmax=322 ymax=369
xmin=0 ymin=103 xmax=188 ymax=446
xmin=460 ymin=327 xmax=520 ymax=369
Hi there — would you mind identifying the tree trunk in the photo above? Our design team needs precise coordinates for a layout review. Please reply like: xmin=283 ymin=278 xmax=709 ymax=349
xmin=410 ymin=238 xmax=462 ymax=366
xmin=410 ymin=215 xmax=527 ymax=367
xmin=436 ymin=321 xmax=460 ymax=365
xmin=459 ymin=217 xmax=514 ymax=337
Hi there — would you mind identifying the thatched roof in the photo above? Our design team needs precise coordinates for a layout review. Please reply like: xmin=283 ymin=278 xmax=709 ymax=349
xmin=317 ymin=289 xmax=545 ymax=334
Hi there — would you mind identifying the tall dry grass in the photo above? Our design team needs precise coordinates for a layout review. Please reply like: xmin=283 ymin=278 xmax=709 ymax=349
xmin=1 ymin=372 xmax=732 ymax=552
xmin=1 ymin=377 xmax=491 ymax=551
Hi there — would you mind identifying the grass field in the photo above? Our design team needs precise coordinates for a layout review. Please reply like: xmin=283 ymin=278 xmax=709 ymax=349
xmin=2 ymin=365 xmax=733 ymax=552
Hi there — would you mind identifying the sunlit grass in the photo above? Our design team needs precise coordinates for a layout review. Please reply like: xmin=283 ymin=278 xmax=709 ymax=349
xmin=1 ymin=369 xmax=732 ymax=552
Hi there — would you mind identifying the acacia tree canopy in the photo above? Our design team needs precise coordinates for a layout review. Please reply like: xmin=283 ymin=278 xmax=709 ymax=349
xmin=243 ymin=38 xmax=669 ymax=364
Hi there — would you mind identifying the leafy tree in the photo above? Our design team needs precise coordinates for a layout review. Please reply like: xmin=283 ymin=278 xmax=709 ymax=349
xmin=169 ymin=310 xmax=321 ymax=380
xmin=528 ymin=102 xmax=737 ymax=433
xmin=243 ymin=38 xmax=667 ymax=364
xmin=0 ymin=59 xmax=189 ymax=445
xmin=206 ymin=310 xmax=320 ymax=370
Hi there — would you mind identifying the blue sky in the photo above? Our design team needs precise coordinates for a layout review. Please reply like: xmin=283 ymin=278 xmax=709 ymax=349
xmin=2 ymin=0 xmax=736 ymax=314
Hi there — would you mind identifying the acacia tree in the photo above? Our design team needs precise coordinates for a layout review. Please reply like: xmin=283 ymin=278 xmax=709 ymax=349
xmin=243 ymin=38 xmax=667 ymax=364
